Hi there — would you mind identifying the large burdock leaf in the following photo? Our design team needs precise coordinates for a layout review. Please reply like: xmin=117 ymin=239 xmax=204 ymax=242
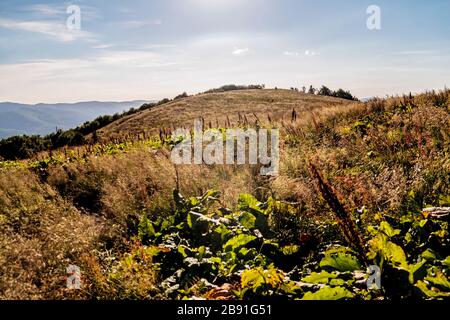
xmin=384 ymin=241 xmax=408 ymax=269
xmin=425 ymin=271 xmax=450 ymax=291
xmin=241 ymin=269 xmax=265 ymax=290
xmin=237 ymin=194 xmax=272 ymax=237
xmin=379 ymin=221 xmax=401 ymax=238
xmin=301 ymin=286 xmax=354 ymax=300
xmin=237 ymin=194 xmax=266 ymax=216
xmin=241 ymin=267 xmax=285 ymax=292
xmin=302 ymin=271 xmax=337 ymax=284
xmin=408 ymin=259 xmax=427 ymax=284
xmin=238 ymin=211 xmax=256 ymax=230
xmin=368 ymin=233 xmax=409 ymax=270
xmin=416 ymin=280 xmax=450 ymax=298
xmin=320 ymin=252 xmax=361 ymax=272
xmin=223 ymin=234 xmax=256 ymax=252
xmin=138 ymin=215 xmax=156 ymax=240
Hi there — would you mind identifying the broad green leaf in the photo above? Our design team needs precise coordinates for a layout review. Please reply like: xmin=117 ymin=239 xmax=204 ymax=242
xmin=302 ymin=271 xmax=337 ymax=284
xmin=281 ymin=245 xmax=300 ymax=255
xmin=368 ymin=234 xmax=408 ymax=269
xmin=237 ymin=194 xmax=264 ymax=214
xmin=408 ymin=259 xmax=427 ymax=284
xmin=379 ymin=221 xmax=401 ymax=238
xmin=238 ymin=211 xmax=256 ymax=229
xmin=320 ymin=252 xmax=361 ymax=272
xmin=161 ymin=218 xmax=173 ymax=231
xmin=238 ymin=247 xmax=251 ymax=257
xmin=223 ymin=234 xmax=256 ymax=252
xmin=138 ymin=216 xmax=156 ymax=240
xmin=264 ymin=268 xmax=285 ymax=288
xmin=330 ymin=278 xmax=346 ymax=286
xmin=421 ymin=249 xmax=437 ymax=261
xmin=425 ymin=271 xmax=450 ymax=291
xmin=404 ymin=232 xmax=413 ymax=244
xmin=266 ymin=197 xmax=296 ymax=215
xmin=301 ymin=286 xmax=354 ymax=300
xmin=281 ymin=281 xmax=299 ymax=294
xmin=416 ymin=280 xmax=450 ymax=298
xmin=199 ymin=190 xmax=221 ymax=204
xmin=241 ymin=268 xmax=265 ymax=290
xmin=384 ymin=241 xmax=408 ymax=269
xmin=237 ymin=195 xmax=272 ymax=237
xmin=177 ymin=246 xmax=189 ymax=258
xmin=419 ymin=219 xmax=428 ymax=228
xmin=241 ymin=267 xmax=284 ymax=291
xmin=187 ymin=211 xmax=193 ymax=228
xmin=443 ymin=256 xmax=450 ymax=268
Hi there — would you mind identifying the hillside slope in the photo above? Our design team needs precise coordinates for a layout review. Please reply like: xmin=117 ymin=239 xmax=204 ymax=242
xmin=98 ymin=89 xmax=354 ymax=138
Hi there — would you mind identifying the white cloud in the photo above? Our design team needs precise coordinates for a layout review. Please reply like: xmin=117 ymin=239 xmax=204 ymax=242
xmin=284 ymin=50 xmax=318 ymax=57
xmin=0 ymin=51 xmax=181 ymax=103
xmin=119 ymin=19 xmax=163 ymax=29
xmin=304 ymin=50 xmax=317 ymax=56
xmin=92 ymin=44 xmax=115 ymax=49
xmin=232 ymin=47 xmax=249 ymax=56
xmin=0 ymin=50 xmax=178 ymax=81
xmin=0 ymin=18 xmax=97 ymax=42
xmin=95 ymin=50 xmax=177 ymax=68
xmin=284 ymin=51 xmax=299 ymax=56
xmin=25 ymin=4 xmax=101 ymax=21
xmin=28 ymin=4 xmax=62 ymax=16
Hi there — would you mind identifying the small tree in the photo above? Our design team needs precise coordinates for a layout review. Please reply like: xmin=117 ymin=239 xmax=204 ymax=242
xmin=318 ymin=86 xmax=333 ymax=97
xmin=174 ymin=92 xmax=189 ymax=100
xmin=333 ymin=89 xmax=357 ymax=101
xmin=308 ymin=85 xmax=316 ymax=95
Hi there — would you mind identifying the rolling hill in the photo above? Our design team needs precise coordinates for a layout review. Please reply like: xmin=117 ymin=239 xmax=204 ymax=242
xmin=98 ymin=89 xmax=355 ymax=139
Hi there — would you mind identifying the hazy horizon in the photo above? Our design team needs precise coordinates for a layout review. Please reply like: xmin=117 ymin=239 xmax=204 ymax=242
xmin=0 ymin=99 xmax=151 ymax=105
xmin=1 ymin=85 xmax=448 ymax=105
xmin=1 ymin=0 xmax=449 ymax=104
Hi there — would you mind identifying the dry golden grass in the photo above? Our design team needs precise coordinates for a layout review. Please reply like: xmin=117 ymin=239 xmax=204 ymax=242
xmin=0 ymin=170 xmax=101 ymax=299
xmin=273 ymin=90 xmax=450 ymax=218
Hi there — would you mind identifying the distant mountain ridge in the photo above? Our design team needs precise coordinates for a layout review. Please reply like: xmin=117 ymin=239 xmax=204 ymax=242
xmin=0 ymin=100 xmax=150 ymax=138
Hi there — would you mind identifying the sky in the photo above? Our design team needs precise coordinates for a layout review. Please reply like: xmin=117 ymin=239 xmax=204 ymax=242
xmin=0 ymin=0 xmax=449 ymax=103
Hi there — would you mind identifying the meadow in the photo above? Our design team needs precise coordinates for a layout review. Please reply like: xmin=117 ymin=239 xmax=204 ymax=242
xmin=0 ymin=88 xmax=448 ymax=300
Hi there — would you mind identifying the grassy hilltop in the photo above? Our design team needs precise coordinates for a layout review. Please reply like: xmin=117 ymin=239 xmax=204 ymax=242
xmin=0 ymin=88 xmax=449 ymax=300
xmin=97 ymin=89 xmax=353 ymax=139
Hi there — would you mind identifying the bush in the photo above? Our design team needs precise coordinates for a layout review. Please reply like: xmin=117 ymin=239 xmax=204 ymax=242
xmin=174 ymin=92 xmax=189 ymax=100
xmin=315 ymin=86 xmax=358 ymax=101
xmin=204 ymin=84 xmax=265 ymax=94
xmin=0 ymin=135 xmax=49 ymax=160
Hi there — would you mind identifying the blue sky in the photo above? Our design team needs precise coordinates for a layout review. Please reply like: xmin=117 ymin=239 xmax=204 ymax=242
xmin=0 ymin=0 xmax=449 ymax=103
